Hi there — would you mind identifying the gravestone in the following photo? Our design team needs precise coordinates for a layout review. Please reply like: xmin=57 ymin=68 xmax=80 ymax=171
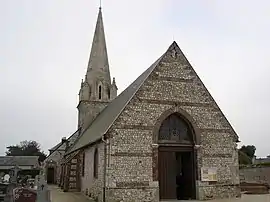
xmin=3 ymin=174 xmax=10 ymax=183
xmin=0 ymin=183 xmax=8 ymax=201
xmin=35 ymin=175 xmax=39 ymax=185
xmin=36 ymin=174 xmax=51 ymax=202
xmin=10 ymin=166 xmax=20 ymax=184
xmin=27 ymin=178 xmax=35 ymax=189
xmin=13 ymin=187 xmax=36 ymax=202
xmin=34 ymin=175 xmax=40 ymax=190
xmin=0 ymin=172 xmax=5 ymax=182
xmin=4 ymin=166 xmax=21 ymax=202
xmin=3 ymin=183 xmax=16 ymax=202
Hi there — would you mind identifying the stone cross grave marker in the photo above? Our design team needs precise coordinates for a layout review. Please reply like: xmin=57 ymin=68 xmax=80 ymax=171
xmin=10 ymin=165 xmax=20 ymax=184
xmin=37 ymin=174 xmax=50 ymax=202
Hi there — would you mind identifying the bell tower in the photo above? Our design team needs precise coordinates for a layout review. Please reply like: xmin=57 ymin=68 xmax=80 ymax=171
xmin=78 ymin=7 xmax=117 ymax=131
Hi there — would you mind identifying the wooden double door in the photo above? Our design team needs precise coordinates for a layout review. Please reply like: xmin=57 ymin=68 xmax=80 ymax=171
xmin=158 ymin=146 xmax=196 ymax=200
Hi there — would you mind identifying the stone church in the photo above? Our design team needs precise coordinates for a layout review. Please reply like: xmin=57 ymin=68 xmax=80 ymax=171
xmin=44 ymin=7 xmax=241 ymax=201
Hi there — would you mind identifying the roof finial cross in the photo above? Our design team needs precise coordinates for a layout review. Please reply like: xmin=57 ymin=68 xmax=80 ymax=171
xmin=99 ymin=0 xmax=102 ymax=9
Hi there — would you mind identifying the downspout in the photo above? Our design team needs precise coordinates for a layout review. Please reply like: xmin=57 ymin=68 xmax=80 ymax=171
xmin=101 ymin=134 xmax=107 ymax=202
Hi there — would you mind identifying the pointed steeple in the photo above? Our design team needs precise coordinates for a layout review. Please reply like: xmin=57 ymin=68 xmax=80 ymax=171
xmin=87 ymin=7 xmax=110 ymax=75
xmin=77 ymin=7 xmax=117 ymax=130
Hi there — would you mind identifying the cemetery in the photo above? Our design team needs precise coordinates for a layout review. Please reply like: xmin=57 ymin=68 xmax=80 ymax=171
xmin=0 ymin=165 xmax=51 ymax=202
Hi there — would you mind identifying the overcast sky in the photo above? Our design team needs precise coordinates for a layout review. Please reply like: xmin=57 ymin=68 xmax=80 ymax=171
xmin=1 ymin=0 xmax=269 ymax=157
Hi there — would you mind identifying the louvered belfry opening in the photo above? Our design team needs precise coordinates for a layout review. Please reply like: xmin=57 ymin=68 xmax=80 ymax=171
xmin=158 ymin=113 xmax=196 ymax=200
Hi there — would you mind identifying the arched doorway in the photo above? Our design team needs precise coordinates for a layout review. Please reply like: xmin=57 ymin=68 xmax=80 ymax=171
xmin=46 ymin=160 xmax=57 ymax=184
xmin=158 ymin=113 xmax=196 ymax=200
xmin=47 ymin=167 xmax=55 ymax=184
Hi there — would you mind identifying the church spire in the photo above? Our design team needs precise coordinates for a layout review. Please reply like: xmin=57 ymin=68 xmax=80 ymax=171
xmin=87 ymin=7 xmax=109 ymax=74
xmin=79 ymin=7 xmax=117 ymax=103
xmin=77 ymin=7 xmax=117 ymax=130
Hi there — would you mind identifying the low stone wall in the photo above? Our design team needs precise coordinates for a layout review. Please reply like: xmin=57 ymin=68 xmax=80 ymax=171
xmin=240 ymin=167 xmax=270 ymax=186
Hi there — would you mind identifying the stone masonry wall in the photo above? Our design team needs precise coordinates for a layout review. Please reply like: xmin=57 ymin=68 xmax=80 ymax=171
xmin=45 ymin=130 xmax=81 ymax=185
xmin=78 ymin=101 xmax=108 ymax=131
xmin=105 ymin=45 xmax=240 ymax=201
xmin=81 ymin=142 xmax=105 ymax=201
xmin=240 ymin=167 xmax=270 ymax=185
xmin=44 ymin=149 xmax=65 ymax=184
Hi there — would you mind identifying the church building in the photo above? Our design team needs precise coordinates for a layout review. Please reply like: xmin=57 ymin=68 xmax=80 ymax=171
xmin=45 ymin=7 xmax=241 ymax=201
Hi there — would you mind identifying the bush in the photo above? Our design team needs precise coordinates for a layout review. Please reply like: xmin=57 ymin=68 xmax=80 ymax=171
xmin=255 ymin=162 xmax=270 ymax=167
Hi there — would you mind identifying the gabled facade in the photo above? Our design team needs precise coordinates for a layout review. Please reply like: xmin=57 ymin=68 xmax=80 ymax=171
xmin=44 ymin=128 xmax=80 ymax=185
xmin=57 ymin=7 xmax=241 ymax=202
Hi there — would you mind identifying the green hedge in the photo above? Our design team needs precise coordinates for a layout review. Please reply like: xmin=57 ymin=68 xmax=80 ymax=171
xmin=256 ymin=162 xmax=270 ymax=167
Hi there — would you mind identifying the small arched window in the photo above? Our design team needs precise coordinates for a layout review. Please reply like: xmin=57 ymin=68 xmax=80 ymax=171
xmin=82 ymin=152 xmax=85 ymax=177
xmin=98 ymin=85 xmax=102 ymax=100
xmin=108 ymin=89 xmax=110 ymax=99
xmin=93 ymin=148 xmax=98 ymax=178
xmin=89 ymin=85 xmax=92 ymax=98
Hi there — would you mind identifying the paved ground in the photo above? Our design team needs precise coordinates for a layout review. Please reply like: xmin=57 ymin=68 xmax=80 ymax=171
xmin=49 ymin=185 xmax=270 ymax=202
xmin=49 ymin=185 xmax=92 ymax=202
xmin=162 ymin=194 xmax=270 ymax=202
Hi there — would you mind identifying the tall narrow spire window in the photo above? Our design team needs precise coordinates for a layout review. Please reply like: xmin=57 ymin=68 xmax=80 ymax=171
xmin=93 ymin=148 xmax=98 ymax=178
xmin=89 ymin=85 xmax=91 ymax=97
xmin=98 ymin=85 xmax=102 ymax=99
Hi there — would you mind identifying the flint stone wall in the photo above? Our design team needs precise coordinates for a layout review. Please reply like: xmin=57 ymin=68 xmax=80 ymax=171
xmin=102 ymin=50 xmax=240 ymax=201
xmin=81 ymin=142 xmax=105 ymax=201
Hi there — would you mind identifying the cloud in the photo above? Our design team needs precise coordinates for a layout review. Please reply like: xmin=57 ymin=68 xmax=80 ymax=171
xmin=0 ymin=0 xmax=270 ymax=157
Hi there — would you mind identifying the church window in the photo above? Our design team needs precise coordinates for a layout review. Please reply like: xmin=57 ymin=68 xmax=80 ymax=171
xmin=98 ymin=85 xmax=102 ymax=99
xmin=158 ymin=113 xmax=192 ymax=144
xmin=108 ymin=89 xmax=110 ymax=99
xmin=93 ymin=148 xmax=98 ymax=178
xmin=89 ymin=86 xmax=92 ymax=97
xmin=82 ymin=152 xmax=85 ymax=177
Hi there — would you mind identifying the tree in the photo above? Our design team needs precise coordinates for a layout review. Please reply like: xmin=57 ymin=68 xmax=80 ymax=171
xmin=238 ymin=150 xmax=252 ymax=165
xmin=239 ymin=145 xmax=256 ymax=159
xmin=6 ymin=140 xmax=47 ymax=162
xmin=238 ymin=145 xmax=256 ymax=165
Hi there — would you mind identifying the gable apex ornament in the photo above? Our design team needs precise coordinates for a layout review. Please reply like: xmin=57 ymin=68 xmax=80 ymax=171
xmin=171 ymin=48 xmax=177 ymax=58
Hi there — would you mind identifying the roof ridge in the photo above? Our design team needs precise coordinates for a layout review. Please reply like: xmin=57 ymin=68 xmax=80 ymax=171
xmin=46 ymin=128 xmax=81 ymax=159
xmin=49 ymin=128 xmax=80 ymax=151
xmin=66 ymin=52 xmax=166 ymax=155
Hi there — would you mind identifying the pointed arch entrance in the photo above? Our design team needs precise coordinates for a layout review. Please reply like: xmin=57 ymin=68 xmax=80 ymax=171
xmin=157 ymin=112 xmax=197 ymax=200
xmin=45 ymin=160 xmax=57 ymax=184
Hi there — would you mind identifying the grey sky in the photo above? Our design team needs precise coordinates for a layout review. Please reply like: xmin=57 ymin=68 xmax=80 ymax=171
xmin=1 ymin=0 xmax=269 ymax=157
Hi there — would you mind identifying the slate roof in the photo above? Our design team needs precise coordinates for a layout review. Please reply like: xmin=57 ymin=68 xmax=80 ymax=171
xmin=49 ymin=142 xmax=62 ymax=151
xmin=67 ymin=41 xmax=239 ymax=155
xmin=66 ymin=50 xmax=167 ymax=155
xmin=0 ymin=156 xmax=40 ymax=166
xmin=46 ymin=128 xmax=81 ymax=159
